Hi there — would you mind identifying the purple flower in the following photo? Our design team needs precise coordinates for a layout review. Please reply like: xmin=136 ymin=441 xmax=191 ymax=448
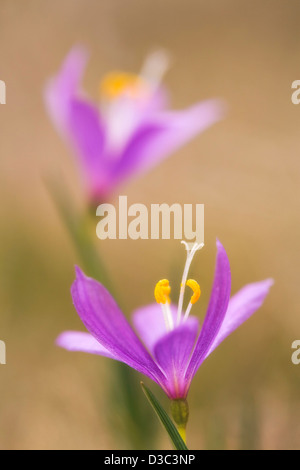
xmin=57 ymin=241 xmax=273 ymax=400
xmin=45 ymin=47 xmax=225 ymax=202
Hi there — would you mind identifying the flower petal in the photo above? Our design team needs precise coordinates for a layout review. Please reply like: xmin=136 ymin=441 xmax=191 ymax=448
xmin=71 ymin=267 xmax=165 ymax=384
xmin=56 ymin=331 xmax=116 ymax=359
xmin=205 ymin=278 xmax=274 ymax=359
xmin=68 ymin=98 xmax=107 ymax=198
xmin=153 ymin=318 xmax=199 ymax=399
xmin=113 ymin=99 xmax=225 ymax=183
xmin=45 ymin=47 xmax=108 ymax=199
xmin=44 ymin=46 xmax=89 ymax=135
xmin=132 ymin=303 xmax=177 ymax=353
xmin=185 ymin=240 xmax=231 ymax=386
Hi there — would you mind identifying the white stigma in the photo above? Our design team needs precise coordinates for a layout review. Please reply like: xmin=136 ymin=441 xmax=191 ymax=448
xmin=140 ymin=49 xmax=171 ymax=91
xmin=176 ymin=241 xmax=204 ymax=326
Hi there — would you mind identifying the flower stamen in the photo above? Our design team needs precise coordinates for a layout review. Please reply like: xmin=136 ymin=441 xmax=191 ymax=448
xmin=154 ymin=279 xmax=174 ymax=331
xmin=183 ymin=279 xmax=201 ymax=323
xmin=186 ymin=279 xmax=201 ymax=305
xmin=154 ymin=279 xmax=171 ymax=304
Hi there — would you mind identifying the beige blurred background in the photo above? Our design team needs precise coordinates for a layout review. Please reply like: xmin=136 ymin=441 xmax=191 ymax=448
xmin=0 ymin=0 xmax=300 ymax=450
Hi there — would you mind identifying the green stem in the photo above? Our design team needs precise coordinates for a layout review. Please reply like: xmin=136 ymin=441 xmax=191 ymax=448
xmin=45 ymin=176 xmax=157 ymax=449
xmin=170 ymin=398 xmax=189 ymax=445
xmin=46 ymin=177 xmax=111 ymax=288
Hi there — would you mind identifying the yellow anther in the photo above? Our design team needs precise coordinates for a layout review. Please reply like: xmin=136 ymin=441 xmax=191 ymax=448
xmin=154 ymin=279 xmax=171 ymax=305
xmin=100 ymin=72 xmax=145 ymax=99
xmin=186 ymin=279 xmax=201 ymax=305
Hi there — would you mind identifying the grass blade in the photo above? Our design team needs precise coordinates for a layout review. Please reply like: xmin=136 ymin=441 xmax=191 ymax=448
xmin=141 ymin=382 xmax=188 ymax=450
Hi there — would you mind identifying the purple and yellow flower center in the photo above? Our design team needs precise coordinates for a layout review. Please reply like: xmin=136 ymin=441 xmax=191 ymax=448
xmin=99 ymin=50 xmax=170 ymax=102
xmin=100 ymin=72 xmax=147 ymax=100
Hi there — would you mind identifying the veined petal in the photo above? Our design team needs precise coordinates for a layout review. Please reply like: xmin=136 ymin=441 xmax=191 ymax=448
xmin=153 ymin=317 xmax=199 ymax=399
xmin=71 ymin=267 xmax=165 ymax=384
xmin=205 ymin=278 xmax=274 ymax=359
xmin=185 ymin=240 xmax=231 ymax=387
xmin=113 ymin=99 xmax=225 ymax=184
xmin=132 ymin=303 xmax=177 ymax=354
xmin=57 ymin=331 xmax=116 ymax=359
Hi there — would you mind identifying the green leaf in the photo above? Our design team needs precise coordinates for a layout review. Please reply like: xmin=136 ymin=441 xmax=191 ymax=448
xmin=141 ymin=382 xmax=189 ymax=450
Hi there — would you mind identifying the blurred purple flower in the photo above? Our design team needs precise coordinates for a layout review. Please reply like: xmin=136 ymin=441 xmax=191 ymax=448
xmin=45 ymin=47 xmax=225 ymax=202
xmin=57 ymin=241 xmax=273 ymax=399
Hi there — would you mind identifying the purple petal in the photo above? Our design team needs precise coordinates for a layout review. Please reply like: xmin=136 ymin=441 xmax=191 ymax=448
xmin=153 ymin=318 xmax=199 ymax=399
xmin=57 ymin=331 xmax=116 ymax=359
xmin=132 ymin=303 xmax=177 ymax=353
xmin=113 ymin=99 xmax=225 ymax=183
xmin=69 ymin=99 xmax=105 ymax=166
xmin=205 ymin=278 xmax=274 ymax=359
xmin=185 ymin=240 xmax=231 ymax=387
xmin=44 ymin=46 xmax=89 ymax=135
xmin=143 ymin=86 xmax=169 ymax=113
xmin=68 ymin=98 xmax=108 ymax=198
xmin=45 ymin=48 xmax=109 ymax=199
xmin=71 ymin=267 xmax=165 ymax=384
